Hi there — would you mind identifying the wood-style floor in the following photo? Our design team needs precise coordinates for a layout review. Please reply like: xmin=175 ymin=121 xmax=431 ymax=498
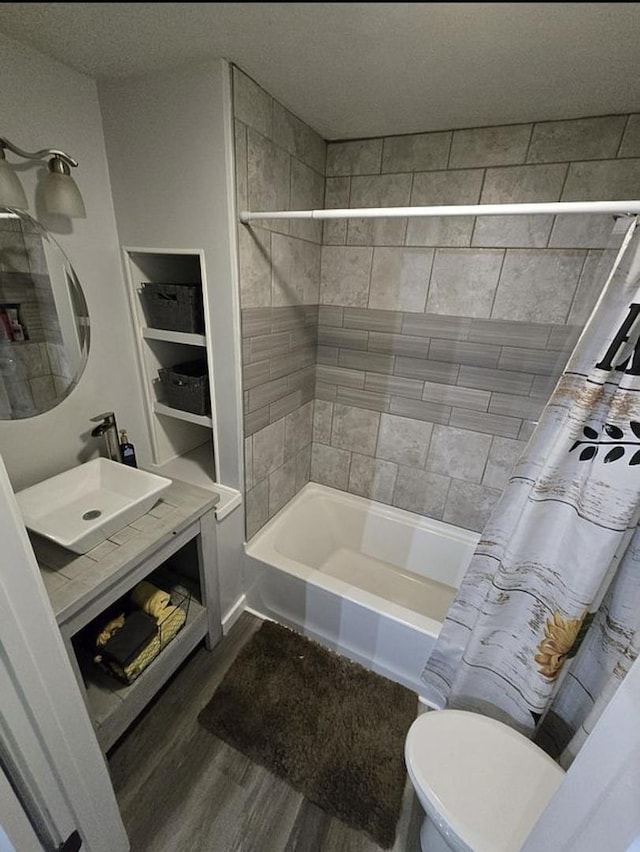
xmin=108 ymin=612 xmax=423 ymax=852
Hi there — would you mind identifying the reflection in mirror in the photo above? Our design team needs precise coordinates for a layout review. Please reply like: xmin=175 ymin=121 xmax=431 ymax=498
xmin=0 ymin=208 xmax=89 ymax=419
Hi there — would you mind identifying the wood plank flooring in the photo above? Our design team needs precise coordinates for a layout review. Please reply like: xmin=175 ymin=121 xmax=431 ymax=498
xmin=108 ymin=612 xmax=423 ymax=852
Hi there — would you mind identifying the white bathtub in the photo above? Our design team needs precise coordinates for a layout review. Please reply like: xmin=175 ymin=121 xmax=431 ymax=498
xmin=244 ymin=483 xmax=479 ymax=698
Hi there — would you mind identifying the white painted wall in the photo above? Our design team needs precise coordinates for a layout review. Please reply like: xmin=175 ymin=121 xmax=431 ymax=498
xmin=523 ymin=652 xmax=640 ymax=852
xmin=0 ymin=32 xmax=150 ymax=491
xmin=98 ymin=58 xmax=243 ymax=492
xmin=98 ymin=58 xmax=245 ymax=624
xmin=0 ymin=452 xmax=127 ymax=851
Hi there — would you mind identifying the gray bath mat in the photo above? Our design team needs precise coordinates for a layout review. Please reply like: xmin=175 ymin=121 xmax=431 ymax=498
xmin=198 ymin=620 xmax=417 ymax=848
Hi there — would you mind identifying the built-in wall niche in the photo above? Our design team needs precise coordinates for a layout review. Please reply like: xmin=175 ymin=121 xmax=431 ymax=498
xmin=0 ymin=303 xmax=28 ymax=342
xmin=122 ymin=247 xmax=217 ymax=481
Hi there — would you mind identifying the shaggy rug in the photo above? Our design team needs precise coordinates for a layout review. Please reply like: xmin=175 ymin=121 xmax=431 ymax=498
xmin=198 ymin=620 xmax=417 ymax=848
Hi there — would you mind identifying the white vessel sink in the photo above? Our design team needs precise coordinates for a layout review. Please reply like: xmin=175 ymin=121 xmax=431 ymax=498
xmin=16 ymin=458 xmax=172 ymax=554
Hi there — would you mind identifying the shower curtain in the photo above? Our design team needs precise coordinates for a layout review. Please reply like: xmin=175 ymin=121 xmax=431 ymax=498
xmin=421 ymin=218 xmax=640 ymax=765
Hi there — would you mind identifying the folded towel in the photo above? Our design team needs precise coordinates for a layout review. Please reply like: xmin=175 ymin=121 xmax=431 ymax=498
xmin=97 ymin=610 xmax=158 ymax=668
xmin=96 ymin=613 xmax=125 ymax=647
xmin=131 ymin=580 xmax=171 ymax=619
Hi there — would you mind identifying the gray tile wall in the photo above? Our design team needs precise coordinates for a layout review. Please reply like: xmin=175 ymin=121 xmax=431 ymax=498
xmin=235 ymin=76 xmax=640 ymax=536
xmin=311 ymin=306 xmax=572 ymax=529
xmin=234 ymin=67 xmax=326 ymax=537
xmin=317 ymin=113 xmax=640 ymax=532
xmin=0 ymin=219 xmax=63 ymax=415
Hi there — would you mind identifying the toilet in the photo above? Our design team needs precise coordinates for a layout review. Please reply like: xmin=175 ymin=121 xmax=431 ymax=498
xmin=405 ymin=709 xmax=565 ymax=852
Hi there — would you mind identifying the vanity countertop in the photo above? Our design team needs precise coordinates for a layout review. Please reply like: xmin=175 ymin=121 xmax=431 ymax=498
xmin=32 ymin=477 xmax=219 ymax=629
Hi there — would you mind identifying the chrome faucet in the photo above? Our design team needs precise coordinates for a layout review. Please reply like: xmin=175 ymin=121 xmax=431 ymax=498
xmin=90 ymin=412 xmax=122 ymax=462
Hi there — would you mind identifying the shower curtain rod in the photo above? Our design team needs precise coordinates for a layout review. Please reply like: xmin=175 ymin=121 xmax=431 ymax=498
xmin=240 ymin=200 xmax=640 ymax=224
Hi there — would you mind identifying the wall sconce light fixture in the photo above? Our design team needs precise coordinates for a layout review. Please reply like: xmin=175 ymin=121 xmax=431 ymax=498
xmin=0 ymin=136 xmax=86 ymax=218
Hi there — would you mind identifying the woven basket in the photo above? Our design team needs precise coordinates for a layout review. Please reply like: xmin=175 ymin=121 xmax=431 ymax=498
xmin=141 ymin=282 xmax=204 ymax=334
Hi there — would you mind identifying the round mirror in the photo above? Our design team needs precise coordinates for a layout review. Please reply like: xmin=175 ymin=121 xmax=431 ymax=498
xmin=0 ymin=207 xmax=89 ymax=419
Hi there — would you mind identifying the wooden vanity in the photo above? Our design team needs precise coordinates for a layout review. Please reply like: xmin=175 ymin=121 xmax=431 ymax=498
xmin=33 ymin=478 xmax=221 ymax=752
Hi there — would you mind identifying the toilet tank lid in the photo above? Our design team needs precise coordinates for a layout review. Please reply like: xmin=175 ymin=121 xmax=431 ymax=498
xmin=405 ymin=710 xmax=565 ymax=852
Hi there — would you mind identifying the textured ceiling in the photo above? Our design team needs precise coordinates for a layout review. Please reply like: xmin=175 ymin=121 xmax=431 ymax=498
xmin=1 ymin=3 xmax=640 ymax=139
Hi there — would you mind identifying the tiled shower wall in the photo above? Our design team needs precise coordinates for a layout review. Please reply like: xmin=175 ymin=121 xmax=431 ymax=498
xmin=0 ymin=216 xmax=67 ymax=417
xmin=235 ymin=67 xmax=640 ymax=536
xmin=313 ymin=114 xmax=640 ymax=532
xmin=311 ymin=115 xmax=640 ymax=530
xmin=233 ymin=67 xmax=326 ymax=537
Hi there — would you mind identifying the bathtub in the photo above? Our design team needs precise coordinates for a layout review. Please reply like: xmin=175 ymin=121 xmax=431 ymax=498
xmin=244 ymin=482 xmax=479 ymax=698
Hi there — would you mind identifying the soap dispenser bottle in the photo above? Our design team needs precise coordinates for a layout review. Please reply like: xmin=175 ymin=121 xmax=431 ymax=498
xmin=119 ymin=430 xmax=137 ymax=467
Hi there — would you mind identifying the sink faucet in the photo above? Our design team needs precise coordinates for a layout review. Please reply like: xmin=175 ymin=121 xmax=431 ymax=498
xmin=90 ymin=412 xmax=122 ymax=462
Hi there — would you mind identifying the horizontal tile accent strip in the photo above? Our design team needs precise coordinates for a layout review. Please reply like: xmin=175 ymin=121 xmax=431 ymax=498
xmin=422 ymin=381 xmax=490 ymax=411
xmin=365 ymin=372 xmax=424 ymax=398
xmin=317 ymin=326 xmax=369 ymax=350
xmin=336 ymin=387 xmax=390 ymax=412
xmin=317 ymin=365 xmax=365 ymax=388
xmin=401 ymin=313 xmax=471 ymax=340
xmin=429 ymin=339 xmax=502 ymax=368
xmin=339 ymin=349 xmax=394 ymax=373
xmin=368 ymin=332 xmax=429 ymax=357
xmin=394 ymin=357 xmax=460 ymax=383
xmin=458 ymin=365 xmax=535 ymax=395
xmin=390 ymin=395 xmax=451 ymax=425
xmin=343 ymin=307 xmax=403 ymax=332
xmin=450 ymin=407 xmax=522 ymax=439
xmin=468 ymin=318 xmax=551 ymax=349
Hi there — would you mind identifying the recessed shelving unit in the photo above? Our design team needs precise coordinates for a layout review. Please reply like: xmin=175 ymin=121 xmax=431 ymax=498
xmin=141 ymin=327 xmax=207 ymax=347
xmin=123 ymin=247 xmax=218 ymax=482
xmin=153 ymin=401 xmax=213 ymax=428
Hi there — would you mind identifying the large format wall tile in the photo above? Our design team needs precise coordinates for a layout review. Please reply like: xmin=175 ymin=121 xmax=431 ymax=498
xmin=271 ymin=234 xmax=321 ymax=306
xmin=619 ymin=116 xmax=640 ymax=158
xmin=289 ymin=159 xmax=325 ymax=243
xmin=443 ymin=480 xmax=502 ymax=531
xmin=237 ymin=84 xmax=640 ymax=537
xmin=348 ymin=453 xmax=398 ymax=503
xmin=235 ymin=66 xmax=325 ymax=537
xmin=320 ymin=246 xmax=373 ymax=306
xmin=326 ymin=139 xmax=383 ymax=176
xmin=474 ymin=163 xmax=567 ymax=248
xmin=238 ymin=227 xmax=272 ymax=308
xmin=427 ymin=249 xmax=503 ymax=317
xmin=331 ymin=403 xmax=380 ymax=455
xmin=377 ymin=413 xmax=433 ymax=467
xmin=406 ymin=169 xmax=483 ymax=247
xmin=482 ymin=436 xmax=527 ymax=490
xmin=562 ymin=159 xmax=640 ymax=201
xmin=233 ymin=69 xmax=273 ymax=138
xmin=382 ymin=131 xmax=451 ymax=174
xmin=272 ymin=100 xmax=326 ymax=174
xmin=492 ymin=250 xmax=585 ymax=323
xmin=449 ymin=124 xmax=532 ymax=168
xmin=347 ymin=174 xmax=412 ymax=246
xmin=426 ymin=425 xmax=492 ymax=483
xmin=547 ymin=214 xmax=614 ymax=250
xmin=526 ymin=116 xmax=627 ymax=164
xmin=311 ymin=442 xmax=351 ymax=489
xmin=323 ymin=176 xmax=350 ymax=245
xmin=369 ymin=247 xmax=433 ymax=311
xmin=247 ymin=128 xmax=291 ymax=225
xmin=393 ymin=467 xmax=450 ymax=517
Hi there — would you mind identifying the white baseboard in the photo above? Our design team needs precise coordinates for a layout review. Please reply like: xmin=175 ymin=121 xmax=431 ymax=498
xmin=243 ymin=603 xmax=275 ymax=624
xmin=221 ymin=594 xmax=247 ymax=634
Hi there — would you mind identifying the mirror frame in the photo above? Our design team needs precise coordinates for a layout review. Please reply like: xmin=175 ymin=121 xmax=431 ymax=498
xmin=0 ymin=207 xmax=90 ymax=419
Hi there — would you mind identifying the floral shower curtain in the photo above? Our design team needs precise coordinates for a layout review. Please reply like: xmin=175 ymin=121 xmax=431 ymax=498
xmin=421 ymin=218 xmax=640 ymax=766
